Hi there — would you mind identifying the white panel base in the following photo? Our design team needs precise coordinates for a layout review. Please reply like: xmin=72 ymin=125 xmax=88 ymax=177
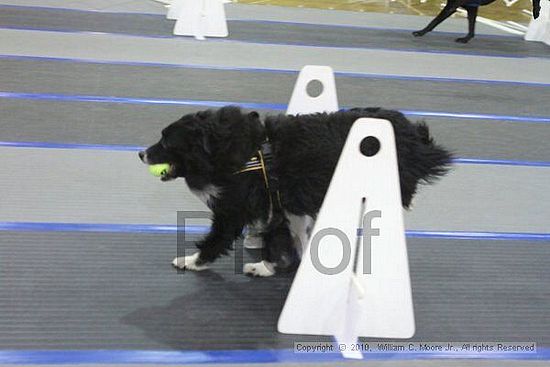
xmin=525 ymin=0 xmax=550 ymax=46
xmin=278 ymin=118 xmax=415 ymax=359
xmin=286 ymin=65 xmax=339 ymax=115
xmin=172 ymin=0 xmax=228 ymax=40
xmin=166 ymin=0 xmax=183 ymax=20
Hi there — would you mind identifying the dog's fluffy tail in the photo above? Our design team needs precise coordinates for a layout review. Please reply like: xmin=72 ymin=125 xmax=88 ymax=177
xmin=396 ymin=119 xmax=453 ymax=208
xmin=413 ymin=120 xmax=454 ymax=183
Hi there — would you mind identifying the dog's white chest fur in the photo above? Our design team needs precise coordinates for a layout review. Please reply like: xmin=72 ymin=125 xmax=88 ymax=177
xmin=190 ymin=184 xmax=221 ymax=208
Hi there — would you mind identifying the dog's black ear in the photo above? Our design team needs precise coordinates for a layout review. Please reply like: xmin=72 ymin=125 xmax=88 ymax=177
xmin=248 ymin=111 xmax=259 ymax=120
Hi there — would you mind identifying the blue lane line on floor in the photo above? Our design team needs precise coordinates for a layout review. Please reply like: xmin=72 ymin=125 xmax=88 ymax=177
xmin=2 ymin=91 xmax=550 ymax=124
xmin=453 ymin=158 xmax=550 ymax=168
xmin=406 ymin=230 xmax=550 ymax=241
xmin=398 ymin=109 xmax=550 ymax=124
xmin=0 ymin=3 xmax=519 ymax=39
xmin=0 ymin=3 xmax=169 ymax=16
xmin=0 ymin=25 xmax=540 ymax=60
xmin=0 ymin=348 xmax=548 ymax=364
xmin=1 ymin=222 xmax=549 ymax=241
xmin=2 ymin=54 xmax=549 ymax=87
xmin=0 ymin=222 xmax=195 ymax=234
xmin=2 ymin=141 xmax=550 ymax=168
xmin=0 ymin=141 xmax=144 ymax=152
xmin=0 ymin=91 xmax=286 ymax=110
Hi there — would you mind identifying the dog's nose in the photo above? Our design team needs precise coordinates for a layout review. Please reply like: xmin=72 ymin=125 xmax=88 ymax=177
xmin=138 ymin=151 xmax=145 ymax=162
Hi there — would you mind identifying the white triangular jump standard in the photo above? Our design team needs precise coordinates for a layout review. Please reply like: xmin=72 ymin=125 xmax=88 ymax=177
xmin=166 ymin=0 xmax=184 ymax=19
xmin=278 ymin=118 xmax=415 ymax=359
xmin=525 ymin=0 xmax=550 ymax=46
xmin=169 ymin=0 xmax=228 ymax=40
xmin=287 ymin=65 xmax=339 ymax=115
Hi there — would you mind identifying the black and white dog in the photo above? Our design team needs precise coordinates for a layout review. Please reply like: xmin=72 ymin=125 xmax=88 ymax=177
xmin=412 ymin=0 xmax=543 ymax=43
xmin=139 ymin=106 xmax=452 ymax=277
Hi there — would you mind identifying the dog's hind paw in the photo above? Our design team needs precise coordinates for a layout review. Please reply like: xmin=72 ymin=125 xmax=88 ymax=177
xmin=412 ymin=30 xmax=425 ymax=37
xmin=243 ymin=261 xmax=275 ymax=277
xmin=172 ymin=252 xmax=209 ymax=271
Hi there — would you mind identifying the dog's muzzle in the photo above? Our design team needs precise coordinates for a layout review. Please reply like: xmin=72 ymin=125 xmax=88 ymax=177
xmin=138 ymin=151 xmax=148 ymax=163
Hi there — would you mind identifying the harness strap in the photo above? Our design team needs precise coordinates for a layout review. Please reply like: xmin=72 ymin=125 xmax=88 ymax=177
xmin=234 ymin=140 xmax=282 ymax=210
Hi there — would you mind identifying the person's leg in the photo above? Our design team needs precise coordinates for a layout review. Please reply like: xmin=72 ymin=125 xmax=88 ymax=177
xmin=413 ymin=2 xmax=460 ymax=36
xmin=456 ymin=5 xmax=478 ymax=43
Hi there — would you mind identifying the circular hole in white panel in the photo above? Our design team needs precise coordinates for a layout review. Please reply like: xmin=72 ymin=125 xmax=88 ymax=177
xmin=306 ymin=79 xmax=324 ymax=98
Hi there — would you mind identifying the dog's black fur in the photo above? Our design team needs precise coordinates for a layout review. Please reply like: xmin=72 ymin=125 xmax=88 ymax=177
xmin=412 ymin=0 xmax=542 ymax=43
xmin=140 ymin=106 xmax=452 ymax=273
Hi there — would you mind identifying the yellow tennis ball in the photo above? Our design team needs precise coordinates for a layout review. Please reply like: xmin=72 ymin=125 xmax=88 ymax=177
xmin=148 ymin=163 xmax=170 ymax=177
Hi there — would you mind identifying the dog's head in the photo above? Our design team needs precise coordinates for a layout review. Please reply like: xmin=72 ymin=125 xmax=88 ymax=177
xmin=139 ymin=106 xmax=264 ymax=183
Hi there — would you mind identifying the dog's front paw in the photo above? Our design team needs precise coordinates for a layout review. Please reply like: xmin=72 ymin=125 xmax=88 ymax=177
xmin=243 ymin=261 xmax=275 ymax=277
xmin=172 ymin=252 xmax=209 ymax=271
xmin=412 ymin=30 xmax=426 ymax=37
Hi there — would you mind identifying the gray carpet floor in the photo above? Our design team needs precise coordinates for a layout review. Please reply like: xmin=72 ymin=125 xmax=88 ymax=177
xmin=1 ymin=147 xmax=550 ymax=234
xmin=1 ymin=98 xmax=549 ymax=161
xmin=2 ymin=28 xmax=549 ymax=84
xmin=1 ymin=232 xmax=548 ymax=349
xmin=1 ymin=58 xmax=549 ymax=117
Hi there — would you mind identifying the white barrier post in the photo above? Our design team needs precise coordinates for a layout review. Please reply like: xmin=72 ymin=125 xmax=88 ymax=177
xmin=172 ymin=0 xmax=228 ymax=40
xmin=525 ymin=0 xmax=550 ymax=46
xmin=166 ymin=0 xmax=184 ymax=20
xmin=278 ymin=118 xmax=415 ymax=359
xmin=287 ymin=65 xmax=339 ymax=115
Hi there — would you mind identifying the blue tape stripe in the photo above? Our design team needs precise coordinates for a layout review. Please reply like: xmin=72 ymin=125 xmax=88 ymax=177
xmin=1 ymin=222 xmax=549 ymax=241
xmin=452 ymin=158 xmax=550 ymax=168
xmin=0 ymin=348 xmax=548 ymax=364
xmin=0 ymin=25 xmax=540 ymax=60
xmin=406 ymin=230 xmax=550 ymax=241
xmin=398 ymin=109 xmax=550 ymax=123
xmin=0 ymin=222 xmax=205 ymax=234
xmin=0 ymin=140 xmax=144 ymax=151
xmin=0 ymin=91 xmax=287 ymax=110
xmin=1 ymin=91 xmax=549 ymax=123
xmin=2 ymin=54 xmax=549 ymax=87
xmin=0 ymin=3 xmax=166 ymax=16
xmin=334 ymin=70 xmax=550 ymax=87
xmin=0 ymin=25 xmax=168 ymax=39
xmin=2 ymin=141 xmax=550 ymax=168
